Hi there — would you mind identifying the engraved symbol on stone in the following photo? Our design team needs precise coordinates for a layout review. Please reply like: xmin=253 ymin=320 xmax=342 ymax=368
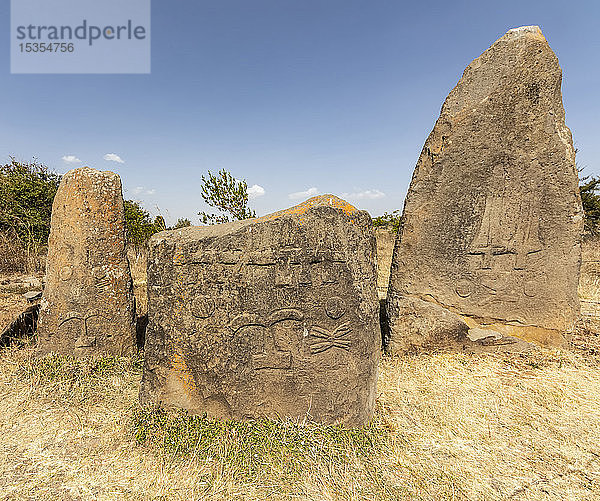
xmin=275 ymin=262 xmax=294 ymax=287
xmin=469 ymin=167 xmax=541 ymax=272
xmin=309 ymin=322 xmax=352 ymax=354
xmin=319 ymin=262 xmax=338 ymax=285
xmin=268 ymin=249 xmax=313 ymax=287
xmin=93 ymin=267 xmax=111 ymax=290
xmin=92 ymin=266 xmax=106 ymax=279
xmin=513 ymin=196 xmax=542 ymax=270
xmin=59 ymin=266 xmax=73 ymax=281
xmin=57 ymin=311 xmax=107 ymax=351
xmin=230 ymin=308 xmax=304 ymax=370
xmin=191 ymin=296 xmax=216 ymax=318
xmin=325 ymin=296 xmax=345 ymax=319
xmin=523 ymin=280 xmax=538 ymax=297
xmin=455 ymin=279 xmax=474 ymax=298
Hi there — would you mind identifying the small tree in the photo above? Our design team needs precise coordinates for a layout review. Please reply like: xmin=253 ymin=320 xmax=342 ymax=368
xmin=198 ymin=169 xmax=256 ymax=225
xmin=580 ymin=176 xmax=600 ymax=236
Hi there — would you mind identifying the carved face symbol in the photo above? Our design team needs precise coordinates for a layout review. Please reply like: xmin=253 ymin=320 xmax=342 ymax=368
xmin=57 ymin=312 xmax=107 ymax=349
xmin=230 ymin=309 xmax=304 ymax=370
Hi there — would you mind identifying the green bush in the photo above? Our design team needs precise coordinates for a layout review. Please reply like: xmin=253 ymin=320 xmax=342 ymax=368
xmin=0 ymin=158 xmax=61 ymax=249
xmin=580 ymin=176 xmax=600 ymax=236
xmin=123 ymin=200 xmax=165 ymax=246
xmin=372 ymin=210 xmax=403 ymax=233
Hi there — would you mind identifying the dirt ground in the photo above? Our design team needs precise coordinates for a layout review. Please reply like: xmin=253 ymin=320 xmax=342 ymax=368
xmin=0 ymin=275 xmax=43 ymax=335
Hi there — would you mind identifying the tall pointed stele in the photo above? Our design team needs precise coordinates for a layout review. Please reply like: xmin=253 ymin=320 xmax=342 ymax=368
xmin=385 ymin=26 xmax=583 ymax=353
xmin=37 ymin=167 xmax=136 ymax=357
xmin=140 ymin=195 xmax=380 ymax=426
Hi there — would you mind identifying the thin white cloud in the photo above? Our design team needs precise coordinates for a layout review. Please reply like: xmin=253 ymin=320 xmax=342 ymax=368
xmin=132 ymin=186 xmax=155 ymax=196
xmin=103 ymin=153 xmax=125 ymax=164
xmin=62 ymin=155 xmax=81 ymax=164
xmin=288 ymin=187 xmax=320 ymax=200
xmin=247 ymin=184 xmax=265 ymax=199
xmin=342 ymin=189 xmax=386 ymax=200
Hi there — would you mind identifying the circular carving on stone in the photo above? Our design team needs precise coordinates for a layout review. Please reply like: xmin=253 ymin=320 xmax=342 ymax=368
xmin=60 ymin=266 xmax=73 ymax=281
xmin=325 ymin=296 xmax=345 ymax=319
xmin=191 ymin=296 xmax=216 ymax=319
xmin=455 ymin=279 xmax=474 ymax=298
xmin=524 ymin=280 xmax=537 ymax=297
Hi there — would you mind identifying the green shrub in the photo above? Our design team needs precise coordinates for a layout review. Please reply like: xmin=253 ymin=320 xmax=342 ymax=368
xmin=580 ymin=176 xmax=600 ymax=236
xmin=0 ymin=158 xmax=60 ymax=249
xmin=123 ymin=200 xmax=165 ymax=246
xmin=171 ymin=218 xmax=192 ymax=229
xmin=372 ymin=210 xmax=403 ymax=233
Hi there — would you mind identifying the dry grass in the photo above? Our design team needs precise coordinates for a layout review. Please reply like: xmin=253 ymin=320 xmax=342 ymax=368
xmin=0 ymin=237 xmax=599 ymax=499
xmin=0 ymin=292 xmax=30 ymax=334
xmin=1 ymin=343 xmax=599 ymax=500
xmin=578 ymin=237 xmax=600 ymax=302
xmin=0 ymin=231 xmax=46 ymax=275
xmin=575 ymin=237 xmax=600 ymax=353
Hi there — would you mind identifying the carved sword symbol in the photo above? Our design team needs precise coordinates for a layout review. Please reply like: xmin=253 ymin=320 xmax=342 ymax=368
xmin=469 ymin=169 xmax=542 ymax=271
xmin=309 ymin=322 xmax=352 ymax=354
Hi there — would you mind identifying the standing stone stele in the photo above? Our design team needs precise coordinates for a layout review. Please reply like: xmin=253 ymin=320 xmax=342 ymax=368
xmin=385 ymin=26 xmax=583 ymax=354
xmin=37 ymin=167 xmax=136 ymax=356
xmin=140 ymin=195 xmax=380 ymax=426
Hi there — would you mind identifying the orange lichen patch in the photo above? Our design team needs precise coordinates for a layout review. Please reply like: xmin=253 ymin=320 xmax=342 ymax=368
xmin=173 ymin=253 xmax=186 ymax=266
xmin=259 ymin=195 xmax=359 ymax=223
xmin=170 ymin=351 xmax=197 ymax=395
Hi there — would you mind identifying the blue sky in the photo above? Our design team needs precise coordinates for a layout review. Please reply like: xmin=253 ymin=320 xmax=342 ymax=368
xmin=1 ymin=0 xmax=599 ymax=224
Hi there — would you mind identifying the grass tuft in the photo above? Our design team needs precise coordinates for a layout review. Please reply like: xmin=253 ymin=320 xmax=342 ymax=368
xmin=16 ymin=352 xmax=144 ymax=405
xmin=131 ymin=405 xmax=390 ymax=482
xmin=19 ymin=352 xmax=143 ymax=383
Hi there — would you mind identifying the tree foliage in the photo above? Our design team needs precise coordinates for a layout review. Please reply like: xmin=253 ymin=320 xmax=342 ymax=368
xmin=0 ymin=158 xmax=61 ymax=248
xmin=198 ymin=169 xmax=256 ymax=225
xmin=372 ymin=210 xmax=403 ymax=234
xmin=123 ymin=200 xmax=165 ymax=246
xmin=580 ymin=176 xmax=600 ymax=236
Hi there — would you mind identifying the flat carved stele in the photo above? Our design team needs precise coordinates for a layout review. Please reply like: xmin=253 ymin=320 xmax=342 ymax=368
xmin=140 ymin=195 xmax=380 ymax=426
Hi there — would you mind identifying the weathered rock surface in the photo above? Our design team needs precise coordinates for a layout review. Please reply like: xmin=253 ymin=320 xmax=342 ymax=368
xmin=140 ymin=195 xmax=380 ymax=426
xmin=375 ymin=228 xmax=395 ymax=300
xmin=386 ymin=26 xmax=583 ymax=353
xmin=37 ymin=167 xmax=136 ymax=356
